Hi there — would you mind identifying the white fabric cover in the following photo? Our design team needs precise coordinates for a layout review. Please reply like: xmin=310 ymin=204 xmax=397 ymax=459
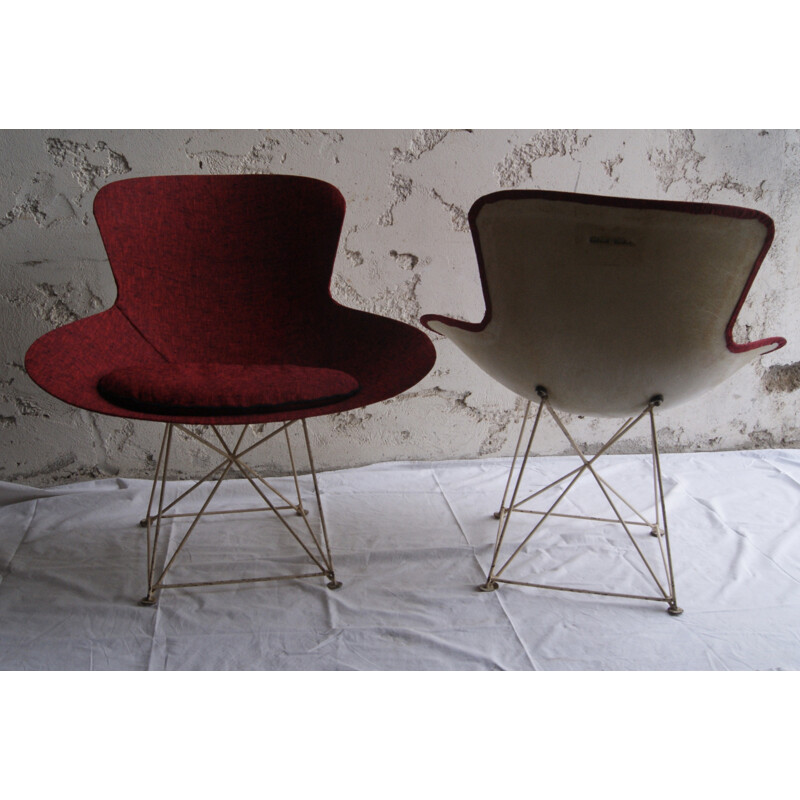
xmin=427 ymin=196 xmax=779 ymax=416
xmin=1 ymin=451 xmax=798 ymax=670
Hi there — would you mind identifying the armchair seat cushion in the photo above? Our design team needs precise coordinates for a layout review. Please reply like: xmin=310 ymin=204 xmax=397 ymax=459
xmin=97 ymin=362 xmax=360 ymax=416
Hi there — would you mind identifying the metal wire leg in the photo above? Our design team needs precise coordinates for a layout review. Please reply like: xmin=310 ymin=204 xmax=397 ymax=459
xmin=649 ymin=402 xmax=682 ymax=616
xmin=302 ymin=419 xmax=341 ymax=590
xmin=140 ymin=423 xmax=174 ymax=606
xmin=493 ymin=399 xmax=533 ymax=520
xmin=480 ymin=394 xmax=545 ymax=592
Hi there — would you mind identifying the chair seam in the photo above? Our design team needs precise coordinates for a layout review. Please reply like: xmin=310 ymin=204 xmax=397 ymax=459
xmin=114 ymin=304 xmax=172 ymax=363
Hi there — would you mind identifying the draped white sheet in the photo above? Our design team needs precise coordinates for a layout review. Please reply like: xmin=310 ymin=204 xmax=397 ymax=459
xmin=1 ymin=450 xmax=798 ymax=670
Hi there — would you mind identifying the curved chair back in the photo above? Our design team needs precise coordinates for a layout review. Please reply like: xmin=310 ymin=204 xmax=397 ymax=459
xmin=424 ymin=190 xmax=784 ymax=416
xmin=94 ymin=174 xmax=346 ymax=364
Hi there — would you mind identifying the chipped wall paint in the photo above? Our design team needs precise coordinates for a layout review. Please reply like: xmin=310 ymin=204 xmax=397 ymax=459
xmin=1 ymin=129 xmax=799 ymax=487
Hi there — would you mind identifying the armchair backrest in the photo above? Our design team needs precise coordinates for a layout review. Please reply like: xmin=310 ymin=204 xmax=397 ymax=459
xmin=94 ymin=175 xmax=346 ymax=363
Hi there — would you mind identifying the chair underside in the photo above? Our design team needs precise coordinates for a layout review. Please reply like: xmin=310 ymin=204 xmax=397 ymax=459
xmin=139 ymin=418 xmax=340 ymax=606
xmin=480 ymin=388 xmax=682 ymax=615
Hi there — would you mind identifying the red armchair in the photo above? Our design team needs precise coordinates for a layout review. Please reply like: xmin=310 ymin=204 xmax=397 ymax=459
xmin=26 ymin=175 xmax=436 ymax=605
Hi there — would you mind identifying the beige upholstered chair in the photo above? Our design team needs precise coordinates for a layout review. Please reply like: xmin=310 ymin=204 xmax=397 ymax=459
xmin=422 ymin=190 xmax=786 ymax=614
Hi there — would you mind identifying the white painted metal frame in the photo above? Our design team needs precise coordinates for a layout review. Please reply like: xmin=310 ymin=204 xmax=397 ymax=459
xmin=480 ymin=387 xmax=682 ymax=615
xmin=139 ymin=419 xmax=340 ymax=606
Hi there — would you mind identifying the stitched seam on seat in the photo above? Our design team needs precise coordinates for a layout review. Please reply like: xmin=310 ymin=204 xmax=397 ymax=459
xmin=114 ymin=304 xmax=172 ymax=363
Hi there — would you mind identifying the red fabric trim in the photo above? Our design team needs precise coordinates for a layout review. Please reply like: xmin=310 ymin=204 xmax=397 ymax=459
xmin=722 ymin=220 xmax=785 ymax=353
xmin=422 ymin=189 xmax=786 ymax=357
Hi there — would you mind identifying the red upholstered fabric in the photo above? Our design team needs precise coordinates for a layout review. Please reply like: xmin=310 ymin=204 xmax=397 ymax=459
xmin=93 ymin=175 xmax=349 ymax=365
xmin=25 ymin=175 xmax=437 ymax=424
xmin=97 ymin=363 xmax=360 ymax=416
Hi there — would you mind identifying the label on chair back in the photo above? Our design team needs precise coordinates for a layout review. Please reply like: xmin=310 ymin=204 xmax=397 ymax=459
xmin=588 ymin=234 xmax=636 ymax=246
xmin=575 ymin=223 xmax=640 ymax=267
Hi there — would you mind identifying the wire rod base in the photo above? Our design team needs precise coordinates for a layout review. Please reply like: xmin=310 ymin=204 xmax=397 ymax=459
xmin=140 ymin=419 xmax=338 ymax=604
xmin=481 ymin=393 xmax=681 ymax=613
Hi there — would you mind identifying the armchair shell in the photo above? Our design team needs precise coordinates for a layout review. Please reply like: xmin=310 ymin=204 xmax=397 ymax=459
xmin=422 ymin=190 xmax=785 ymax=417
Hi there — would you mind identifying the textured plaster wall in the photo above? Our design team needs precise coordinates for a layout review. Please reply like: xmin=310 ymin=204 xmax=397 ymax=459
xmin=2 ymin=129 xmax=799 ymax=487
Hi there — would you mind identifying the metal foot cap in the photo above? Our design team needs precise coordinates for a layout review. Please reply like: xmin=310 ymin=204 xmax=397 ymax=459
xmin=327 ymin=580 xmax=343 ymax=590
xmin=139 ymin=518 xmax=149 ymax=528
xmin=139 ymin=595 xmax=157 ymax=607
xmin=478 ymin=581 xmax=499 ymax=592
xmin=667 ymin=604 xmax=684 ymax=616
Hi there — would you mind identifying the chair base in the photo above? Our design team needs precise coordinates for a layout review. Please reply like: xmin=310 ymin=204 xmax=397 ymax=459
xmin=139 ymin=418 xmax=339 ymax=605
xmin=482 ymin=390 xmax=682 ymax=615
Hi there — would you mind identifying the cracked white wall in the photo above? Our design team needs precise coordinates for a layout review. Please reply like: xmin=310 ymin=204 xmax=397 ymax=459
xmin=2 ymin=129 xmax=799 ymax=486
